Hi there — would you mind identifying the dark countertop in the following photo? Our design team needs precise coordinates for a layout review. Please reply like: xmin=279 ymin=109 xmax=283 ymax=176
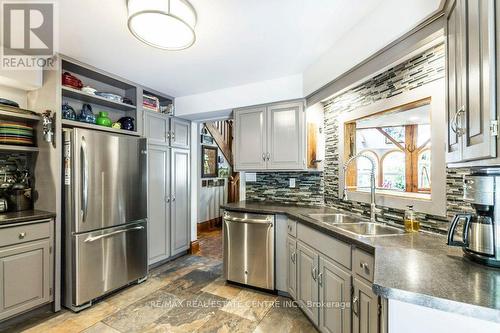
xmin=221 ymin=201 xmax=500 ymax=323
xmin=0 ymin=210 xmax=56 ymax=226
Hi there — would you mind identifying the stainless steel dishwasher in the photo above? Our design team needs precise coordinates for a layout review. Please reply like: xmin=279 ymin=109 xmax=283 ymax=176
xmin=223 ymin=211 xmax=275 ymax=290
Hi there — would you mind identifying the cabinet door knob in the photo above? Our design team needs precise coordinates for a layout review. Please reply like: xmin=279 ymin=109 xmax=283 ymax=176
xmin=291 ymin=251 xmax=296 ymax=264
xmin=19 ymin=232 xmax=26 ymax=239
xmin=360 ymin=262 xmax=369 ymax=273
xmin=172 ymin=196 xmax=176 ymax=202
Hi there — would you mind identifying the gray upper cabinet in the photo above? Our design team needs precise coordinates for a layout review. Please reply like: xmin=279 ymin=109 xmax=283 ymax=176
xmin=267 ymin=102 xmax=305 ymax=169
xmin=234 ymin=100 xmax=305 ymax=171
xmin=170 ymin=118 xmax=191 ymax=149
xmin=234 ymin=106 xmax=267 ymax=170
xmin=170 ymin=148 xmax=190 ymax=256
xmin=352 ymin=277 xmax=379 ymax=333
xmin=144 ymin=111 xmax=169 ymax=145
xmin=319 ymin=255 xmax=352 ymax=333
xmin=147 ymin=144 xmax=170 ymax=265
xmin=447 ymin=0 xmax=498 ymax=165
xmin=296 ymin=241 xmax=319 ymax=325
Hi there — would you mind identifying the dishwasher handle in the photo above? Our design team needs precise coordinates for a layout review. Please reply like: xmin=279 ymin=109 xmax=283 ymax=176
xmin=224 ymin=216 xmax=273 ymax=225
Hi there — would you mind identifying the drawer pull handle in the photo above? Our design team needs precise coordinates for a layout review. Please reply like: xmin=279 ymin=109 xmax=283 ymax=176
xmin=360 ymin=262 xmax=369 ymax=272
xmin=18 ymin=232 xmax=26 ymax=239
xmin=353 ymin=296 xmax=359 ymax=316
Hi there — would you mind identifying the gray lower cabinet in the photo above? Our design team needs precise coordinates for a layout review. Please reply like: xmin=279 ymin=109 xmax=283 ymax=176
xmin=0 ymin=220 xmax=53 ymax=321
xmin=170 ymin=148 xmax=190 ymax=256
xmin=286 ymin=236 xmax=297 ymax=299
xmin=288 ymin=221 xmax=381 ymax=333
xmin=352 ymin=277 xmax=379 ymax=333
xmin=147 ymin=144 xmax=170 ymax=265
xmin=296 ymin=241 xmax=319 ymax=325
xmin=318 ymin=256 xmax=351 ymax=333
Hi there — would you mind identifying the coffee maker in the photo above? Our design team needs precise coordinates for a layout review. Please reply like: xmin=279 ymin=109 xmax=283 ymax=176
xmin=447 ymin=170 xmax=500 ymax=267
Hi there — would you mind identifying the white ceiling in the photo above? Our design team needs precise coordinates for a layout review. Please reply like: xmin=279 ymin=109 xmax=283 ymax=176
xmin=58 ymin=0 xmax=386 ymax=97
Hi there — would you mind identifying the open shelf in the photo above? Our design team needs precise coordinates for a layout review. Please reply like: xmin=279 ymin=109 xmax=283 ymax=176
xmin=62 ymin=86 xmax=136 ymax=112
xmin=0 ymin=144 xmax=39 ymax=152
xmin=0 ymin=106 xmax=41 ymax=122
xmin=61 ymin=119 xmax=140 ymax=136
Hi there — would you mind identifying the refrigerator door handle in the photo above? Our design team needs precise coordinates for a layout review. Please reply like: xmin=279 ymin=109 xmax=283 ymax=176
xmin=84 ymin=225 xmax=145 ymax=243
xmin=81 ymin=137 xmax=89 ymax=222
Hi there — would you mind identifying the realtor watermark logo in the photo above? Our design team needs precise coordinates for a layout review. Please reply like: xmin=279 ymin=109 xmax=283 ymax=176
xmin=1 ymin=1 xmax=58 ymax=70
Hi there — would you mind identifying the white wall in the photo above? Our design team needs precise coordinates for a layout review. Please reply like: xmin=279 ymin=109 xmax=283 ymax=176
xmin=0 ymin=69 xmax=42 ymax=91
xmin=0 ymin=85 xmax=29 ymax=109
xmin=175 ymin=74 xmax=303 ymax=118
xmin=198 ymin=180 xmax=228 ymax=223
xmin=303 ymin=0 xmax=441 ymax=96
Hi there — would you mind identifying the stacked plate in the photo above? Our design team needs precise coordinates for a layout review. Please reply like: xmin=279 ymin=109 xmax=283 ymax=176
xmin=0 ymin=121 xmax=34 ymax=145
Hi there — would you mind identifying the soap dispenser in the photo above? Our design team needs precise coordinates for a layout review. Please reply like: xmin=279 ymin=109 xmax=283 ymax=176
xmin=404 ymin=205 xmax=420 ymax=232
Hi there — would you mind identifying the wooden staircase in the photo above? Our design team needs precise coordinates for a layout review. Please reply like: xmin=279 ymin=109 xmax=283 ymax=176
xmin=204 ymin=120 xmax=240 ymax=203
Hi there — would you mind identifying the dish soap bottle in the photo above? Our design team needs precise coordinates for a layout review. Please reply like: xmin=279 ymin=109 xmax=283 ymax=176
xmin=404 ymin=205 xmax=420 ymax=232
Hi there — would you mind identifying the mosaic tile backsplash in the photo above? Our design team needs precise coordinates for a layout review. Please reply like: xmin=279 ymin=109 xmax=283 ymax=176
xmin=245 ymin=172 xmax=324 ymax=205
xmin=245 ymin=43 xmax=474 ymax=233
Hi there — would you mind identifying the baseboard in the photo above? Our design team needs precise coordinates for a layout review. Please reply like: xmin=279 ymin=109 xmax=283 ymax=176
xmin=197 ymin=217 xmax=222 ymax=233
xmin=189 ymin=240 xmax=200 ymax=254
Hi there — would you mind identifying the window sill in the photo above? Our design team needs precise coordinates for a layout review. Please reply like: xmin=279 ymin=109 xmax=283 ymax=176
xmin=353 ymin=189 xmax=431 ymax=201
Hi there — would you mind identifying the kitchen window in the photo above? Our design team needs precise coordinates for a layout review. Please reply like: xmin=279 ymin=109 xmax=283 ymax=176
xmin=338 ymin=81 xmax=447 ymax=216
xmin=346 ymin=100 xmax=432 ymax=197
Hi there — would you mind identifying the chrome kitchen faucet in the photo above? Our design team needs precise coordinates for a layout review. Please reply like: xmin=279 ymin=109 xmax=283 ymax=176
xmin=343 ymin=153 xmax=378 ymax=222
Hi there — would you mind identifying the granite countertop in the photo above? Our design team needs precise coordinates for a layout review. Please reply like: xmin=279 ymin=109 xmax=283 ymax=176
xmin=0 ymin=210 xmax=56 ymax=226
xmin=221 ymin=201 xmax=500 ymax=323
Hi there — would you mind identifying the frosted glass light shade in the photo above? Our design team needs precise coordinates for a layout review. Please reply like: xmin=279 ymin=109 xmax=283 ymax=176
xmin=127 ymin=0 xmax=196 ymax=50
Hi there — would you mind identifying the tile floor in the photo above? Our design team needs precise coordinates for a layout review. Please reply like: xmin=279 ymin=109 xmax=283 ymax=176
xmin=196 ymin=228 xmax=223 ymax=260
xmin=2 ymin=228 xmax=317 ymax=333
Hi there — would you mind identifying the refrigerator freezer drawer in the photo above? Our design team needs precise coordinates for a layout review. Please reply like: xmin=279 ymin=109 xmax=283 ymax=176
xmin=72 ymin=221 xmax=148 ymax=307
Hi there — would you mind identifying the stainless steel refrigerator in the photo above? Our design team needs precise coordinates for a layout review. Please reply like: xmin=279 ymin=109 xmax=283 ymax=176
xmin=62 ymin=128 xmax=148 ymax=311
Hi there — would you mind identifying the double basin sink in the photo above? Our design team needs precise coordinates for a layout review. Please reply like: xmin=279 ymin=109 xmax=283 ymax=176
xmin=305 ymin=213 xmax=406 ymax=237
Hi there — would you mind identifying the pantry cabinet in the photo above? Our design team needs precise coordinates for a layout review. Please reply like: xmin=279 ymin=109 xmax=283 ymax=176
xmin=234 ymin=100 xmax=305 ymax=171
xmin=171 ymin=118 xmax=191 ymax=149
xmin=170 ymin=148 xmax=190 ymax=256
xmin=446 ymin=0 xmax=498 ymax=164
xmin=144 ymin=112 xmax=191 ymax=149
xmin=144 ymin=113 xmax=191 ymax=265
xmin=147 ymin=144 xmax=170 ymax=264
xmin=145 ymin=112 xmax=170 ymax=145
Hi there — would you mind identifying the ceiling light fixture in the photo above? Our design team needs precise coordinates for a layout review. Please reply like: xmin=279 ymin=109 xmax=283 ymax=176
xmin=127 ymin=0 xmax=197 ymax=50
